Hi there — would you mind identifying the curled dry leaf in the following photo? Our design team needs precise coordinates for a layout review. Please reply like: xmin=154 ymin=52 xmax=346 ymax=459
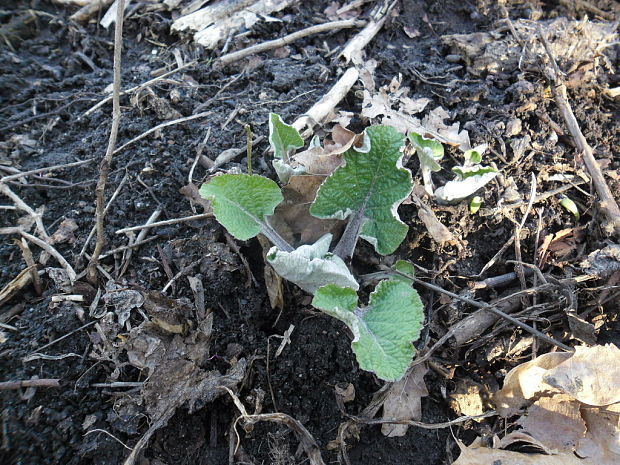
xmin=459 ymin=345 xmax=620 ymax=465
xmin=493 ymin=351 xmax=572 ymax=417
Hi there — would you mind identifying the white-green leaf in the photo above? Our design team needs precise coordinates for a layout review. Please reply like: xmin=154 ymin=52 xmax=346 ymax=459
xmin=269 ymin=113 xmax=304 ymax=162
xmin=310 ymin=126 xmax=412 ymax=256
xmin=313 ymin=280 xmax=424 ymax=381
xmin=436 ymin=166 xmax=498 ymax=203
xmin=267 ymin=234 xmax=359 ymax=294
xmin=272 ymin=159 xmax=305 ymax=184
xmin=462 ymin=144 xmax=487 ymax=165
xmin=199 ymin=174 xmax=283 ymax=241
xmin=469 ymin=195 xmax=483 ymax=214
xmin=409 ymin=132 xmax=444 ymax=172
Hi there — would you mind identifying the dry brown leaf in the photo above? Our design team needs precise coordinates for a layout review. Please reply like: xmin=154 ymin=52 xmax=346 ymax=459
xmin=493 ymin=351 xmax=572 ymax=417
xmin=463 ymin=345 xmax=620 ymax=465
xmin=180 ymin=183 xmax=212 ymax=212
xmin=576 ymin=403 xmax=620 ymax=463
xmin=421 ymin=106 xmax=471 ymax=150
xmin=516 ymin=394 xmax=586 ymax=452
xmin=409 ymin=192 xmax=456 ymax=246
xmin=335 ymin=383 xmax=356 ymax=403
xmin=264 ymin=264 xmax=284 ymax=310
xmin=49 ymin=218 xmax=78 ymax=245
xmin=272 ymin=174 xmax=345 ymax=245
xmin=381 ymin=363 xmax=429 ymax=437
xmin=454 ymin=437 xmax=583 ymax=465
xmin=543 ymin=345 xmax=620 ymax=406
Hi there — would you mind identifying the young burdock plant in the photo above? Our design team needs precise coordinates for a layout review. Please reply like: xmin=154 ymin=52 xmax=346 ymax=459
xmin=409 ymin=133 xmax=498 ymax=203
xmin=200 ymin=113 xmax=424 ymax=381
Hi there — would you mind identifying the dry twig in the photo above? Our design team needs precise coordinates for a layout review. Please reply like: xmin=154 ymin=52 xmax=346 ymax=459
xmin=87 ymin=0 xmax=125 ymax=284
xmin=217 ymin=19 xmax=366 ymax=67
xmin=115 ymin=212 xmax=212 ymax=235
xmin=113 ymin=111 xmax=212 ymax=155
xmin=0 ymin=379 xmax=61 ymax=390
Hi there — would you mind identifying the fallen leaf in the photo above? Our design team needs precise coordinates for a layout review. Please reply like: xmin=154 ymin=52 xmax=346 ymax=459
xmin=50 ymin=218 xmax=78 ymax=244
xmin=381 ymin=363 xmax=429 ymax=437
xmin=493 ymin=351 xmax=572 ymax=417
xmin=516 ymin=394 xmax=586 ymax=452
xmin=335 ymin=383 xmax=356 ymax=403
xmin=543 ymin=345 xmax=620 ymax=406
xmin=454 ymin=437 xmax=583 ymax=465
xmin=409 ymin=192 xmax=456 ymax=245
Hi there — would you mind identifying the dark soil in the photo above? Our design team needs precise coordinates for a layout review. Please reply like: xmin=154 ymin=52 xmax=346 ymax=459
xmin=1 ymin=0 xmax=619 ymax=464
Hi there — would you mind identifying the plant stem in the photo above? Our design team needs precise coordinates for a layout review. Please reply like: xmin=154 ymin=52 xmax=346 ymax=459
xmin=261 ymin=222 xmax=294 ymax=252
xmin=333 ymin=210 xmax=365 ymax=260
xmin=244 ymin=124 xmax=253 ymax=175
xmin=87 ymin=0 xmax=125 ymax=284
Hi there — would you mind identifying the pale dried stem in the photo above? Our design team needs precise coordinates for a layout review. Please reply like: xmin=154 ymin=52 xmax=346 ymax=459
xmin=339 ymin=0 xmax=397 ymax=63
xmin=19 ymin=231 xmax=77 ymax=282
xmin=115 ymin=212 xmax=213 ymax=235
xmin=0 ymin=158 xmax=94 ymax=183
xmin=0 ymin=378 xmax=60 ymax=390
xmin=0 ymin=183 xmax=50 ymax=240
xmin=292 ymin=67 xmax=359 ymax=138
xmin=217 ymin=19 xmax=366 ymax=66
xmin=88 ymin=0 xmax=125 ymax=284
xmin=113 ymin=111 xmax=212 ymax=155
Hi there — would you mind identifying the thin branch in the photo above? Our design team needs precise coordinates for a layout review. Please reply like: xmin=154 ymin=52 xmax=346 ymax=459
xmin=350 ymin=410 xmax=497 ymax=429
xmin=87 ymin=0 xmax=125 ymax=284
xmin=19 ymin=230 xmax=77 ymax=282
xmin=115 ymin=212 xmax=213 ymax=235
xmin=0 ymin=158 xmax=94 ymax=183
xmin=113 ymin=111 xmax=212 ymax=155
xmin=217 ymin=19 xmax=366 ymax=67
xmin=537 ymin=25 xmax=620 ymax=236
xmin=0 ymin=379 xmax=60 ymax=390
xmin=388 ymin=268 xmax=574 ymax=352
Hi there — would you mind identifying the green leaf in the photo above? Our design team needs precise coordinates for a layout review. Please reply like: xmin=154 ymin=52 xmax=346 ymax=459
xmin=393 ymin=260 xmax=415 ymax=283
xmin=267 ymin=234 xmax=359 ymax=294
xmin=313 ymin=280 xmax=424 ymax=381
xmin=269 ymin=113 xmax=304 ymax=162
xmin=409 ymin=132 xmax=444 ymax=172
xmin=310 ymin=126 xmax=412 ymax=256
xmin=462 ymin=144 xmax=487 ymax=165
xmin=452 ymin=165 xmax=497 ymax=180
xmin=560 ymin=195 xmax=580 ymax=220
xmin=469 ymin=195 xmax=483 ymax=214
xmin=200 ymin=174 xmax=283 ymax=241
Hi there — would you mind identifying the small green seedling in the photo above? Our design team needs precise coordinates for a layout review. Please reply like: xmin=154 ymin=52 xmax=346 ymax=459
xmin=409 ymin=135 xmax=498 ymax=203
xmin=200 ymin=113 xmax=424 ymax=381
xmin=469 ymin=196 xmax=483 ymax=214
xmin=409 ymin=132 xmax=444 ymax=196
xmin=560 ymin=195 xmax=580 ymax=220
